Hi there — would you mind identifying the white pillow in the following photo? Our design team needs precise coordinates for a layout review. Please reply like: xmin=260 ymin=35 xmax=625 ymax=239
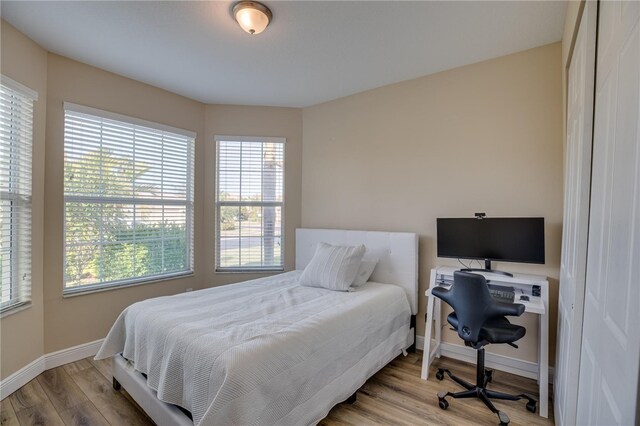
xmin=352 ymin=258 xmax=379 ymax=287
xmin=300 ymin=242 xmax=366 ymax=291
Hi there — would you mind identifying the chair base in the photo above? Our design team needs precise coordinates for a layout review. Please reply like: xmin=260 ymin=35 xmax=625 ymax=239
xmin=435 ymin=348 xmax=537 ymax=425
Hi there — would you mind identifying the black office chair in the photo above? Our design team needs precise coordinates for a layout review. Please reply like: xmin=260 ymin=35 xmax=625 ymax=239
xmin=431 ymin=271 xmax=537 ymax=426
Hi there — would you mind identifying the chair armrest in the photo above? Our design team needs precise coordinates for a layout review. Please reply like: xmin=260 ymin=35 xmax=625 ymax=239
xmin=492 ymin=301 xmax=525 ymax=317
xmin=431 ymin=286 xmax=453 ymax=306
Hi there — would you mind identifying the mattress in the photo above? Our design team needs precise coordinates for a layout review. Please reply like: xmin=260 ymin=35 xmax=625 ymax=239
xmin=96 ymin=270 xmax=411 ymax=426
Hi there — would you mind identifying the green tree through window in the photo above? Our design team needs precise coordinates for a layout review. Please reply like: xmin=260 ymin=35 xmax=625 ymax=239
xmin=64 ymin=105 xmax=194 ymax=291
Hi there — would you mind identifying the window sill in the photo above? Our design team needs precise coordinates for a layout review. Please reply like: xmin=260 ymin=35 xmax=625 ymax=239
xmin=63 ymin=271 xmax=194 ymax=298
xmin=0 ymin=301 xmax=32 ymax=319
xmin=215 ymin=268 xmax=284 ymax=274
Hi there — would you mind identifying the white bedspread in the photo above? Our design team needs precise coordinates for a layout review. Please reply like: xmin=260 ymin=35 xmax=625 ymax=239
xmin=96 ymin=271 xmax=411 ymax=426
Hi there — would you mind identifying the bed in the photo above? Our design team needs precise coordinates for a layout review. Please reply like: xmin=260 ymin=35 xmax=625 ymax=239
xmin=96 ymin=228 xmax=418 ymax=426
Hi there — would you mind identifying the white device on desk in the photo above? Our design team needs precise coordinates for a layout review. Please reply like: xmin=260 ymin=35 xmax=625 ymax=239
xmin=421 ymin=266 xmax=550 ymax=418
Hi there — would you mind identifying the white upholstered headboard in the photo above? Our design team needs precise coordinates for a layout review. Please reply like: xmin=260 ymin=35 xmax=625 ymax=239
xmin=295 ymin=228 xmax=419 ymax=314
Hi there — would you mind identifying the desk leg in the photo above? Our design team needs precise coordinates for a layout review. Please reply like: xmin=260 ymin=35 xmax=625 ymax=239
xmin=434 ymin=298 xmax=442 ymax=358
xmin=421 ymin=290 xmax=435 ymax=380
xmin=539 ymin=287 xmax=549 ymax=418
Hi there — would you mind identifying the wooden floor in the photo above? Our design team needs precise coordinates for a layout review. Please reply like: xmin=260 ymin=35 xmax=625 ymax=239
xmin=1 ymin=352 xmax=554 ymax=426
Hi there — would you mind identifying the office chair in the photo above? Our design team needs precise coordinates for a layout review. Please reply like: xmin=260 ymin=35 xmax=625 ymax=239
xmin=431 ymin=271 xmax=537 ymax=426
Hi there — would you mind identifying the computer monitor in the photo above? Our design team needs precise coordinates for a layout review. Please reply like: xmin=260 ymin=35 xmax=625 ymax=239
xmin=437 ymin=217 xmax=545 ymax=276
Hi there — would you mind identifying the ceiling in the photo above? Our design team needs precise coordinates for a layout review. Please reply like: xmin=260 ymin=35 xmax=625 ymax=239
xmin=1 ymin=1 xmax=567 ymax=108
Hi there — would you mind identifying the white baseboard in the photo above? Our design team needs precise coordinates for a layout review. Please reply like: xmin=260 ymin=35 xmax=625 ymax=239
xmin=44 ymin=339 xmax=104 ymax=370
xmin=0 ymin=356 xmax=46 ymax=400
xmin=0 ymin=338 xmax=104 ymax=399
xmin=416 ymin=335 xmax=554 ymax=383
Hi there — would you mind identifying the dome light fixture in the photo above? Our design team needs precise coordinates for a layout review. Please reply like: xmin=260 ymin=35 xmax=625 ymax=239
xmin=232 ymin=1 xmax=272 ymax=35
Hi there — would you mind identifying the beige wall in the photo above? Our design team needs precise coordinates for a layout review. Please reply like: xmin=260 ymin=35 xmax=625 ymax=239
xmin=204 ymin=105 xmax=303 ymax=286
xmin=0 ymin=21 xmax=47 ymax=380
xmin=42 ymin=53 xmax=207 ymax=353
xmin=301 ymin=43 xmax=563 ymax=364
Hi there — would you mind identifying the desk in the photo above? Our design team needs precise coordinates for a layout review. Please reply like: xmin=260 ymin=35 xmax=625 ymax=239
xmin=420 ymin=267 xmax=549 ymax=418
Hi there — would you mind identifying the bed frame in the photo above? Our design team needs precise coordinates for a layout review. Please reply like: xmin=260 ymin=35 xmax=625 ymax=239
xmin=112 ymin=228 xmax=419 ymax=426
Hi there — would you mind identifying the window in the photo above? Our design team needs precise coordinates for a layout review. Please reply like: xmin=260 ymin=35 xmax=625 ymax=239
xmin=215 ymin=136 xmax=284 ymax=271
xmin=64 ymin=103 xmax=195 ymax=294
xmin=0 ymin=76 xmax=37 ymax=313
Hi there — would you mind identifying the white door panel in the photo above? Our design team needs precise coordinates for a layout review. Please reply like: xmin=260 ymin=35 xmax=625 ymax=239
xmin=555 ymin=2 xmax=597 ymax=424
xmin=576 ymin=1 xmax=640 ymax=424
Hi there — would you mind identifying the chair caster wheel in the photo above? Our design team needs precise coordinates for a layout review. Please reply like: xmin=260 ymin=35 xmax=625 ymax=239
xmin=435 ymin=369 xmax=444 ymax=380
xmin=498 ymin=411 xmax=510 ymax=425
xmin=526 ymin=401 xmax=537 ymax=413
xmin=437 ymin=391 xmax=449 ymax=410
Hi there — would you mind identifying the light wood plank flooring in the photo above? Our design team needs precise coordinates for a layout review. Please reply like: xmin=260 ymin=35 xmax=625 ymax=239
xmin=2 ymin=352 xmax=553 ymax=425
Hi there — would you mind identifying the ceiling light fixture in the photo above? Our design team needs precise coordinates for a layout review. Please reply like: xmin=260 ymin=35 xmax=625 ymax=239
xmin=232 ymin=1 xmax=272 ymax=35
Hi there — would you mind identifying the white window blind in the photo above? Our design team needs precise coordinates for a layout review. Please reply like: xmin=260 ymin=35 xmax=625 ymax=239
xmin=215 ymin=136 xmax=285 ymax=271
xmin=64 ymin=103 xmax=195 ymax=293
xmin=1 ymin=77 xmax=37 ymax=313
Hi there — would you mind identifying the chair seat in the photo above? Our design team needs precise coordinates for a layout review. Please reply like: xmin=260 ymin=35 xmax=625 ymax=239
xmin=447 ymin=313 xmax=526 ymax=345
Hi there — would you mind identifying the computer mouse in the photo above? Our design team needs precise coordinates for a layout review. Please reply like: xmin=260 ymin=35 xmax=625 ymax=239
xmin=520 ymin=295 xmax=530 ymax=301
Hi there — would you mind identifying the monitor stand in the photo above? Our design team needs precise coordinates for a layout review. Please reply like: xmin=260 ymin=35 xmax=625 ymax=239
xmin=459 ymin=259 xmax=514 ymax=277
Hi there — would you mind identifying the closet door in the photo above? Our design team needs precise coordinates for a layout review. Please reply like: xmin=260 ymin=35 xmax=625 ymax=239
xmin=576 ymin=1 xmax=640 ymax=424
xmin=555 ymin=1 xmax=596 ymax=425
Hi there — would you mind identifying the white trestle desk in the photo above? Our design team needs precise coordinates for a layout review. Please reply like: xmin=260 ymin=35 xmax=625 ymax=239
xmin=420 ymin=266 xmax=549 ymax=418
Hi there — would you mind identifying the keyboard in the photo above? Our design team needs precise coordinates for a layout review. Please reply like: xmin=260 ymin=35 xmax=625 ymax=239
xmin=488 ymin=284 xmax=516 ymax=303
xmin=435 ymin=279 xmax=517 ymax=303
